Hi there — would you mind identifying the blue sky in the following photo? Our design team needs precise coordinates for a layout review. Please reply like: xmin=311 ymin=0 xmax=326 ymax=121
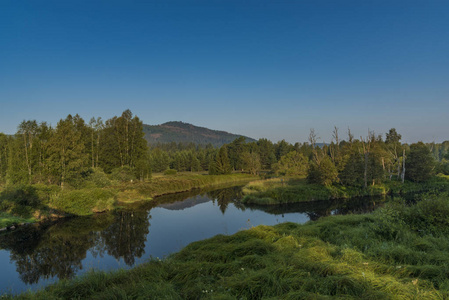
xmin=1 ymin=0 xmax=448 ymax=144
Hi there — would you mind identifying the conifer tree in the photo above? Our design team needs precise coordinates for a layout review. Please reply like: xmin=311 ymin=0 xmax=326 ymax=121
xmin=405 ymin=142 xmax=435 ymax=182
xmin=209 ymin=146 xmax=231 ymax=175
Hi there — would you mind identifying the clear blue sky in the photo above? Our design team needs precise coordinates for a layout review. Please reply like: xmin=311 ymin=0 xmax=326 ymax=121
xmin=1 ymin=0 xmax=448 ymax=144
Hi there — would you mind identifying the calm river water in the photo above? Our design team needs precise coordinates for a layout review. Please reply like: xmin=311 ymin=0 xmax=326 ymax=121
xmin=0 ymin=185 xmax=384 ymax=294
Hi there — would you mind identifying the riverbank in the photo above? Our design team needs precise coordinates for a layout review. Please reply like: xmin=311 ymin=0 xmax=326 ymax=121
xmin=115 ymin=173 xmax=258 ymax=203
xmin=241 ymin=175 xmax=449 ymax=205
xmin=11 ymin=191 xmax=449 ymax=299
xmin=0 ymin=173 xmax=258 ymax=228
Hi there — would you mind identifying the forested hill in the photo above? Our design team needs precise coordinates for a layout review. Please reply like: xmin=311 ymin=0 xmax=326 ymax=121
xmin=142 ymin=121 xmax=256 ymax=146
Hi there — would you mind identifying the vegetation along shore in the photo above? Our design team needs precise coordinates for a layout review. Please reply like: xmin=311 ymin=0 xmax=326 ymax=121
xmin=10 ymin=191 xmax=449 ymax=299
xmin=1 ymin=110 xmax=449 ymax=298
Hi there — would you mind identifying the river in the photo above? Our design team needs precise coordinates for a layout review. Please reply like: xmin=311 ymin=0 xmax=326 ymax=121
xmin=0 ymin=184 xmax=385 ymax=294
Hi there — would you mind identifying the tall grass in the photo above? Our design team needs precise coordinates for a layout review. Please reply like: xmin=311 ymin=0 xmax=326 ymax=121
xmin=242 ymin=175 xmax=449 ymax=205
xmin=11 ymin=192 xmax=449 ymax=299
xmin=0 ymin=212 xmax=34 ymax=229
xmin=49 ymin=188 xmax=116 ymax=216
xmin=0 ymin=174 xmax=258 ymax=220
xmin=115 ymin=173 xmax=258 ymax=203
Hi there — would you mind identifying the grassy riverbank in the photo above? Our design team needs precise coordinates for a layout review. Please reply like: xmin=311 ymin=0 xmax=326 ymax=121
xmin=0 ymin=173 xmax=258 ymax=225
xmin=115 ymin=173 xmax=258 ymax=203
xmin=241 ymin=175 xmax=449 ymax=205
xmin=11 ymin=192 xmax=449 ymax=299
xmin=0 ymin=212 xmax=34 ymax=229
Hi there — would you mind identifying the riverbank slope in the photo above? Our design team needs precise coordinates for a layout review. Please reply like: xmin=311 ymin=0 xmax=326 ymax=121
xmin=12 ymin=191 xmax=449 ymax=299
xmin=0 ymin=173 xmax=258 ymax=229
xmin=241 ymin=175 xmax=449 ymax=205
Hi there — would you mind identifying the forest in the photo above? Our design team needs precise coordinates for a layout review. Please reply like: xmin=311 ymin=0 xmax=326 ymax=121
xmin=1 ymin=110 xmax=448 ymax=190
xmin=2 ymin=111 xmax=449 ymax=299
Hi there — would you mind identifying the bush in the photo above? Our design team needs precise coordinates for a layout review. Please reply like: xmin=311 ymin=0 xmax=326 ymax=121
xmin=50 ymin=188 xmax=116 ymax=215
xmin=164 ymin=169 xmax=177 ymax=176
xmin=0 ymin=185 xmax=41 ymax=207
xmin=110 ymin=166 xmax=136 ymax=182
xmin=84 ymin=168 xmax=112 ymax=188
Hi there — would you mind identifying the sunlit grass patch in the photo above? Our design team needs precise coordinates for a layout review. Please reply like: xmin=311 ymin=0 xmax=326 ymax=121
xmin=0 ymin=212 xmax=34 ymax=229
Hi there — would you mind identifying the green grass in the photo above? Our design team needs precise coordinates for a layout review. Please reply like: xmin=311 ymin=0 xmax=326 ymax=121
xmin=11 ymin=192 xmax=449 ymax=299
xmin=49 ymin=188 xmax=117 ymax=216
xmin=0 ymin=212 xmax=34 ymax=229
xmin=241 ymin=175 xmax=449 ymax=205
xmin=115 ymin=173 xmax=258 ymax=203
xmin=0 ymin=174 xmax=258 ymax=219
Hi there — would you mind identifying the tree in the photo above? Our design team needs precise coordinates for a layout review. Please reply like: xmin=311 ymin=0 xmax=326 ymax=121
xmin=209 ymin=146 xmax=231 ymax=175
xmin=385 ymin=128 xmax=403 ymax=180
xmin=242 ymin=151 xmax=261 ymax=175
xmin=339 ymin=152 xmax=364 ymax=186
xmin=405 ymin=142 xmax=435 ymax=182
xmin=100 ymin=110 xmax=148 ymax=173
xmin=307 ymin=156 xmax=338 ymax=186
xmin=273 ymin=151 xmax=308 ymax=176
xmin=48 ymin=115 xmax=88 ymax=189
xmin=228 ymin=136 xmax=246 ymax=171
xmin=0 ymin=133 xmax=11 ymax=184
xmin=257 ymin=138 xmax=276 ymax=170
xmin=17 ymin=120 xmax=38 ymax=184
xmin=274 ymin=140 xmax=292 ymax=161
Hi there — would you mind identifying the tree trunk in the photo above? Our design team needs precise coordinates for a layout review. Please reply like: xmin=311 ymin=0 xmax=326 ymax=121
xmin=364 ymin=152 xmax=368 ymax=188
xmin=401 ymin=149 xmax=406 ymax=183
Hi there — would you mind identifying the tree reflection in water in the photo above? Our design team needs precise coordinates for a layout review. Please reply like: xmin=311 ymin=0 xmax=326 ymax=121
xmin=208 ymin=186 xmax=243 ymax=214
xmin=0 ymin=210 xmax=151 ymax=284
xmin=100 ymin=210 xmax=150 ymax=265
xmin=0 ymin=185 xmax=388 ymax=288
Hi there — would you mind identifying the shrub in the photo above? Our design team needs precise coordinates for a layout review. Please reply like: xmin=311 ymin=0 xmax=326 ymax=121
xmin=110 ymin=166 xmax=136 ymax=182
xmin=50 ymin=188 xmax=116 ymax=216
xmin=84 ymin=168 xmax=112 ymax=188
xmin=164 ymin=169 xmax=177 ymax=176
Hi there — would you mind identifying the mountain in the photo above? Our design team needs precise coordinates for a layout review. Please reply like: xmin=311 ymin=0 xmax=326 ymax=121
xmin=142 ymin=121 xmax=256 ymax=146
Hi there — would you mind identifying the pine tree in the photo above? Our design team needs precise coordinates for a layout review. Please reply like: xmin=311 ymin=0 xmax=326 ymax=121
xmin=209 ymin=146 xmax=231 ymax=175
xmin=405 ymin=142 xmax=435 ymax=182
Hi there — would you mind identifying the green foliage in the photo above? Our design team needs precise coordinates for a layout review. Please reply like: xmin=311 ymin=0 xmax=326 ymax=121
xmin=82 ymin=168 xmax=112 ymax=188
xmin=436 ymin=159 xmax=449 ymax=175
xmin=100 ymin=110 xmax=149 ymax=173
xmin=0 ymin=185 xmax=41 ymax=208
xmin=307 ymin=156 xmax=338 ymax=186
xmin=0 ymin=184 xmax=59 ymax=218
xmin=0 ymin=212 xmax=34 ymax=229
xmin=48 ymin=115 xmax=89 ymax=188
xmin=257 ymin=138 xmax=276 ymax=170
xmin=242 ymin=175 xmax=449 ymax=205
xmin=164 ymin=169 xmax=177 ymax=175
xmin=17 ymin=194 xmax=449 ymax=299
xmin=339 ymin=153 xmax=364 ymax=186
xmin=117 ymin=173 xmax=257 ymax=203
xmin=109 ymin=166 xmax=136 ymax=182
xmin=209 ymin=146 xmax=232 ymax=175
xmin=273 ymin=151 xmax=308 ymax=176
xmin=241 ymin=151 xmax=261 ymax=175
xmin=406 ymin=142 xmax=435 ymax=182
xmin=50 ymin=188 xmax=116 ymax=215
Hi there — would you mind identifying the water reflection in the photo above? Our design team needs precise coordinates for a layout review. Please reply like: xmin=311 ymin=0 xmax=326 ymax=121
xmin=100 ymin=210 xmax=150 ymax=265
xmin=0 ymin=211 xmax=150 ymax=285
xmin=0 ymin=185 xmax=386 ymax=293
xmin=246 ymin=196 xmax=384 ymax=221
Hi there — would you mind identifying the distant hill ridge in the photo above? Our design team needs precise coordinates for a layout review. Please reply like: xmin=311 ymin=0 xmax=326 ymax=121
xmin=142 ymin=121 xmax=256 ymax=146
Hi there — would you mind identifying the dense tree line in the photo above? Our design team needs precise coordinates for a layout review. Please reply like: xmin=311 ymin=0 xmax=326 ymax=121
xmin=0 ymin=113 xmax=446 ymax=189
xmin=0 ymin=110 xmax=149 ymax=188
